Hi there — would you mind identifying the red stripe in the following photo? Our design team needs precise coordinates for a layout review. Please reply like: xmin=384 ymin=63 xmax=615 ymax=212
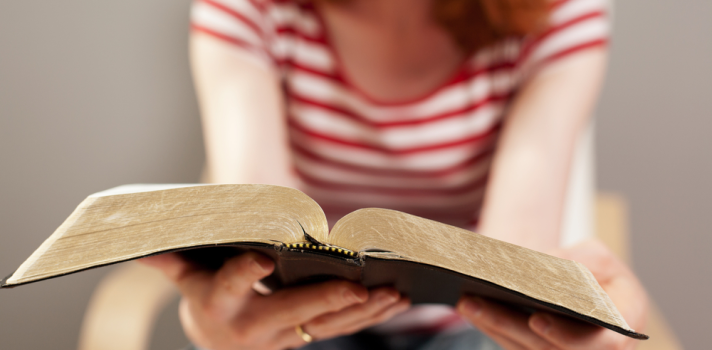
xmin=296 ymin=169 xmax=489 ymax=197
xmin=467 ymin=217 xmax=480 ymax=228
xmin=286 ymin=62 xmax=339 ymax=79
xmin=292 ymin=141 xmax=495 ymax=178
xmin=275 ymin=27 xmax=326 ymax=44
xmin=519 ymin=11 xmax=606 ymax=64
xmin=289 ymin=60 xmax=516 ymax=109
xmin=246 ymin=0 xmax=266 ymax=11
xmin=290 ymin=92 xmax=510 ymax=128
xmin=326 ymin=54 xmax=513 ymax=107
xmin=199 ymin=0 xmax=263 ymax=37
xmin=539 ymin=39 xmax=608 ymax=66
xmin=288 ymin=118 xmax=502 ymax=155
xmin=191 ymin=25 xmax=267 ymax=56
xmin=461 ymin=60 xmax=517 ymax=81
xmin=284 ymin=58 xmax=515 ymax=128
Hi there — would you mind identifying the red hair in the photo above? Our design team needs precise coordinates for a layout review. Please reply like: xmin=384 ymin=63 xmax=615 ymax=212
xmin=316 ymin=0 xmax=551 ymax=53
xmin=433 ymin=0 xmax=551 ymax=53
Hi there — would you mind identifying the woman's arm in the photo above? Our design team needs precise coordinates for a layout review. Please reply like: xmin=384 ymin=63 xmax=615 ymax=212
xmin=478 ymin=49 xmax=608 ymax=252
xmin=149 ymin=33 xmax=410 ymax=350
xmin=458 ymin=239 xmax=649 ymax=350
xmin=191 ymin=32 xmax=295 ymax=186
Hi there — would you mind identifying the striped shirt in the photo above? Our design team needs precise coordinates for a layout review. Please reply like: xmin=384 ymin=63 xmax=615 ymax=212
xmin=191 ymin=0 xmax=609 ymax=229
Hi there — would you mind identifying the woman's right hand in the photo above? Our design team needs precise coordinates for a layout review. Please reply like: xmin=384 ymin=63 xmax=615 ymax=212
xmin=140 ymin=251 xmax=410 ymax=350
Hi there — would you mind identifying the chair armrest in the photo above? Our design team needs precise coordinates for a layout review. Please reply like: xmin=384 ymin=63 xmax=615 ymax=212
xmin=77 ymin=262 xmax=177 ymax=350
xmin=596 ymin=193 xmax=684 ymax=350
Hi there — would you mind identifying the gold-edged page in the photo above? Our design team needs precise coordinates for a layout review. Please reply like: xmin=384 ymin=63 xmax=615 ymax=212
xmin=330 ymin=208 xmax=634 ymax=334
xmin=5 ymin=184 xmax=328 ymax=287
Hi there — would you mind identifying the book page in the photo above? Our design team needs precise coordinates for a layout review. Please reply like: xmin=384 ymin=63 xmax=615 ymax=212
xmin=6 ymin=184 xmax=328 ymax=286
xmin=330 ymin=208 xmax=633 ymax=334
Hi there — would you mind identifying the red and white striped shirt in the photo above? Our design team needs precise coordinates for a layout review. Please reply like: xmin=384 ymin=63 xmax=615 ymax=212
xmin=191 ymin=0 xmax=609 ymax=229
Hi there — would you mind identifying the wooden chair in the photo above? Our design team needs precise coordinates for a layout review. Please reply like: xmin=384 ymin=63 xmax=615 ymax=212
xmin=595 ymin=194 xmax=683 ymax=350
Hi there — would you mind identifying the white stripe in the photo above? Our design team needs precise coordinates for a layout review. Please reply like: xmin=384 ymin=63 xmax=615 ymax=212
xmin=287 ymin=69 xmax=516 ymax=122
xmin=192 ymin=2 xmax=263 ymax=47
xmin=268 ymin=3 xmax=321 ymax=37
xmin=467 ymin=38 xmax=522 ymax=69
xmin=206 ymin=0 xmax=265 ymax=31
xmin=552 ymin=0 xmax=608 ymax=25
xmin=293 ymin=154 xmax=491 ymax=189
xmin=290 ymin=129 xmax=496 ymax=171
xmin=525 ymin=18 xmax=607 ymax=67
xmin=289 ymin=100 xmax=503 ymax=149
xmin=272 ymin=35 xmax=335 ymax=71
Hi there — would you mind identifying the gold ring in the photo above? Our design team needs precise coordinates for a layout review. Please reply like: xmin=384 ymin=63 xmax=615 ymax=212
xmin=295 ymin=324 xmax=313 ymax=343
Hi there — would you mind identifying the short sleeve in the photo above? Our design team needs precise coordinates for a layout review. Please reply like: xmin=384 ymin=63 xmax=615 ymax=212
xmin=519 ymin=0 xmax=611 ymax=72
xmin=191 ymin=0 xmax=275 ymax=65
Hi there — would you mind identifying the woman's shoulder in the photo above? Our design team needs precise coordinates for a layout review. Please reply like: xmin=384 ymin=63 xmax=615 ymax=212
xmin=511 ymin=0 xmax=611 ymax=74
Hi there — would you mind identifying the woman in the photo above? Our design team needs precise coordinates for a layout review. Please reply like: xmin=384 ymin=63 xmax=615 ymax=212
xmin=145 ymin=0 xmax=617 ymax=348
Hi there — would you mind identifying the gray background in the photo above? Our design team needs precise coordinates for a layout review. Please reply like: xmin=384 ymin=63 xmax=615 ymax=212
xmin=0 ymin=0 xmax=709 ymax=349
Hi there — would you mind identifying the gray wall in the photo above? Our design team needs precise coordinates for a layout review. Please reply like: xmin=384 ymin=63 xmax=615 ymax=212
xmin=597 ymin=1 xmax=712 ymax=347
xmin=0 ymin=0 xmax=200 ymax=349
xmin=0 ymin=0 xmax=709 ymax=349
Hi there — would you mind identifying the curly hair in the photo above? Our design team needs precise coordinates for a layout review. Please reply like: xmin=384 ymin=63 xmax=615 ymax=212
xmin=433 ymin=0 xmax=551 ymax=53
xmin=315 ymin=0 xmax=551 ymax=53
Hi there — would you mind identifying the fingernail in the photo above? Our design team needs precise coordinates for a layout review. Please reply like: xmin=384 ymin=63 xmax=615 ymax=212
xmin=251 ymin=257 xmax=273 ymax=274
xmin=377 ymin=291 xmax=399 ymax=306
xmin=343 ymin=289 xmax=366 ymax=304
xmin=460 ymin=298 xmax=482 ymax=318
xmin=531 ymin=315 xmax=551 ymax=334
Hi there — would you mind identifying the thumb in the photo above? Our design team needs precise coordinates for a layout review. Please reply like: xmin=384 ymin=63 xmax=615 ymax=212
xmin=138 ymin=253 xmax=192 ymax=282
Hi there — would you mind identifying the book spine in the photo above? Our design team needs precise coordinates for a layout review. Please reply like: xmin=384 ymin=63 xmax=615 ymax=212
xmin=284 ymin=243 xmax=358 ymax=258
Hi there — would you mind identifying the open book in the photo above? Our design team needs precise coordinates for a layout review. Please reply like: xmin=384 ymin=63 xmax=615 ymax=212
xmin=1 ymin=184 xmax=647 ymax=340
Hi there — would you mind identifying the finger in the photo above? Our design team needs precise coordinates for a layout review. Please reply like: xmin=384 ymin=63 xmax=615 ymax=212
xmin=272 ymin=325 xmax=316 ymax=350
xmin=138 ymin=253 xmax=193 ymax=282
xmin=549 ymin=239 xmax=620 ymax=282
xmin=547 ymin=240 xmax=649 ymax=338
xmin=307 ymin=288 xmax=399 ymax=335
xmin=458 ymin=297 xmax=551 ymax=350
xmin=205 ymin=252 xmax=275 ymax=319
xmin=139 ymin=253 xmax=217 ymax=301
xmin=231 ymin=291 xmax=383 ymax=350
xmin=307 ymin=289 xmax=411 ymax=338
xmin=529 ymin=313 xmax=631 ymax=350
xmin=257 ymin=280 xmax=368 ymax=330
xmin=341 ymin=298 xmax=411 ymax=335
xmin=178 ymin=297 xmax=221 ymax=350
xmin=213 ymin=252 xmax=274 ymax=297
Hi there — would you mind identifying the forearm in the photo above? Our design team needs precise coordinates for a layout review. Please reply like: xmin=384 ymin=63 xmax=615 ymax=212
xmin=478 ymin=50 xmax=607 ymax=251
xmin=191 ymin=33 xmax=296 ymax=187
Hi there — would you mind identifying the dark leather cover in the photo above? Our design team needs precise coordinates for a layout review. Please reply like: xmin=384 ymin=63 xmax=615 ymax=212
xmin=1 ymin=242 xmax=648 ymax=340
xmin=234 ymin=244 xmax=647 ymax=340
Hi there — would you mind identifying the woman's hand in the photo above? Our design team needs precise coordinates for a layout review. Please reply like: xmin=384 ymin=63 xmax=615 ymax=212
xmin=141 ymin=252 xmax=410 ymax=350
xmin=456 ymin=239 xmax=648 ymax=350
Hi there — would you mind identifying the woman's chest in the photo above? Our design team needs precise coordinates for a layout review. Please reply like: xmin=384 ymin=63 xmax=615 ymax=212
xmin=274 ymin=1 xmax=524 ymax=135
xmin=314 ymin=1 xmax=466 ymax=103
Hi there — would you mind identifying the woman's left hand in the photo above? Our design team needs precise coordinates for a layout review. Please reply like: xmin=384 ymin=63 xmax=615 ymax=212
xmin=456 ymin=239 xmax=648 ymax=350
